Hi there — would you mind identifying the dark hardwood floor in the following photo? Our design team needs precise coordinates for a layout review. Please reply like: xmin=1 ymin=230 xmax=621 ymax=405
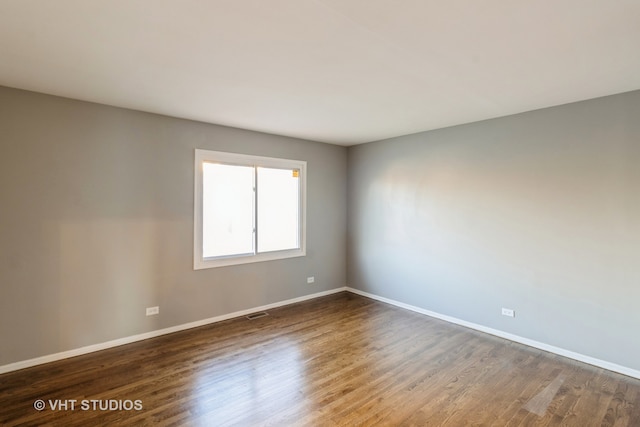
xmin=1 ymin=292 xmax=639 ymax=426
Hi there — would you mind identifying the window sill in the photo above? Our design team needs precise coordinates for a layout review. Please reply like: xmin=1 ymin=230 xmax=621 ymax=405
xmin=194 ymin=248 xmax=306 ymax=270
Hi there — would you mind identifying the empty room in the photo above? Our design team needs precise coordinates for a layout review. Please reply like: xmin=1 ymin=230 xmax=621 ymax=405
xmin=1 ymin=1 xmax=639 ymax=426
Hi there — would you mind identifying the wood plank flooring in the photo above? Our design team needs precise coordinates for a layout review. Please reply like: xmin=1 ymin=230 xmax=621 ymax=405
xmin=1 ymin=292 xmax=639 ymax=426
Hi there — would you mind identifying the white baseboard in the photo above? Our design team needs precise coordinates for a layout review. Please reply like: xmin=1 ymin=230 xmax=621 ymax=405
xmin=4 ymin=286 xmax=639 ymax=380
xmin=0 ymin=287 xmax=348 ymax=375
xmin=345 ymin=287 xmax=640 ymax=380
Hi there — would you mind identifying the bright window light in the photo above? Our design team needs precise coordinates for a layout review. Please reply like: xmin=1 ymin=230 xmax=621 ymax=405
xmin=257 ymin=167 xmax=300 ymax=253
xmin=202 ymin=163 xmax=255 ymax=258
xmin=194 ymin=150 xmax=306 ymax=269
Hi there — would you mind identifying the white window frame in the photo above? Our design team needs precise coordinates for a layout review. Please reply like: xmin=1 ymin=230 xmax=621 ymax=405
xmin=194 ymin=149 xmax=307 ymax=269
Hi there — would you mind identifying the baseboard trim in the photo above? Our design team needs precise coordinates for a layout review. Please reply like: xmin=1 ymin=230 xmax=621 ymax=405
xmin=346 ymin=287 xmax=640 ymax=380
xmin=5 ymin=286 xmax=638 ymax=380
xmin=0 ymin=287 xmax=348 ymax=375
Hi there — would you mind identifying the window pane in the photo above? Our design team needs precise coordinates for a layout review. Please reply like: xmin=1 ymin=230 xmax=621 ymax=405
xmin=202 ymin=163 xmax=254 ymax=258
xmin=257 ymin=167 xmax=300 ymax=253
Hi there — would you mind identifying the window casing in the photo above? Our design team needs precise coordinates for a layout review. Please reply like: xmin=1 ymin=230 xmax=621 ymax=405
xmin=194 ymin=149 xmax=306 ymax=269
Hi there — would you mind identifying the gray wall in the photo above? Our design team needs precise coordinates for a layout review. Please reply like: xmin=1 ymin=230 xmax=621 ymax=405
xmin=348 ymin=90 xmax=640 ymax=371
xmin=0 ymin=86 xmax=347 ymax=366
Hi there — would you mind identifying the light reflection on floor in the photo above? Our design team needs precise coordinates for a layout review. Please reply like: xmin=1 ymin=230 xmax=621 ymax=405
xmin=190 ymin=336 xmax=305 ymax=425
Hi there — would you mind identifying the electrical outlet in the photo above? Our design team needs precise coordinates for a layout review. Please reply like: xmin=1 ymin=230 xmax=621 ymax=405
xmin=501 ymin=308 xmax=515 ymax=318
xmin=146 ymin=306 xmax=159 ymax=316
xmin=307 ymin=276 xmax=315 ymax=284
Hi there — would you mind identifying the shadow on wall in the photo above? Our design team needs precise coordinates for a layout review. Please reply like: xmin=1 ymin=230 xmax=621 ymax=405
xmin=53 ymin=218 xmax=177 ymax=349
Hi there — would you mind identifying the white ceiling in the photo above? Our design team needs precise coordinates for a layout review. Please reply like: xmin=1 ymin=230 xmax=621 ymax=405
xmin=1 ymin=1 xmax=639 ymax=145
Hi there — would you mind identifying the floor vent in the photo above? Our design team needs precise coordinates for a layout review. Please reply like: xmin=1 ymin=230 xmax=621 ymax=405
xmin=246 ymin=312 xmax=269 ymax=320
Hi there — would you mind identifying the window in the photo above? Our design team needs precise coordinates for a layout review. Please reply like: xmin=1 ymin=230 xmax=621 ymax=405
xmin=194 ymin=149 xmax=306 ymax=269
